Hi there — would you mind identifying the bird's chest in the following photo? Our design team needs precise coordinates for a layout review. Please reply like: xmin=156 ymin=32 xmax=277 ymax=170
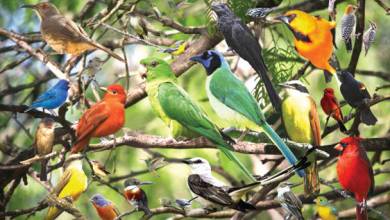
xmin=93 ymin=103 xmax=125 ymax=137
xmin=125 ymin=188 xmax=143 ymax=203
xmin=36 ymin=129 xmax=54 ymax=153
xmin=95 ymin=205 xmax=117 ymax=219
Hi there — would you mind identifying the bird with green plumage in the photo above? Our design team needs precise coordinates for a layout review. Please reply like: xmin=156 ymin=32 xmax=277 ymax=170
xmin=140 ymin=57 xmax=255 ymax=181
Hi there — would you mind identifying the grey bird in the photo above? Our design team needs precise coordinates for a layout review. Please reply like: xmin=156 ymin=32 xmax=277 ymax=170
xmin=211 ymin=3 xmax=282 ymax=112
xmin=363 ymin=21 xmax=377 ymax=56
xmin=277 ymin=182 xmax=304 ymax=220
xmin=246 ymin=7 xmax=276 ymax=19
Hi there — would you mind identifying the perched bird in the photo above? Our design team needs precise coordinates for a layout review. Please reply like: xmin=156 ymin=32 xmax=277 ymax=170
xmin=277 ymin=182 xmax=304 ymax=220
xmin=45 ymin=154 xmax=87 ymax=220
xmin=211 ymin=3 xmax=282 ymax=111
xmin=191 ymin=50 xmax=304 ymax=177
xmin=276 ymin=10 xmax=337 ymax=82
xmin=35 ymin=118 xmax=55 ymax=181
xmin=335 ymin=136 xmax=374 ymax=220
xmin=26 ymin=79 xmax=69 ymax=112
xmin=328 ymin=0 xmax=337 ymax=21
xmin=91 ymin=160 xmax=110 ymax=178
xmin=280 ymin=80 xmax=321 ymax=196
xmin=141 ymin=58 xmax=254 ymax=180
xmin=183 ymin=157 xmax=258 ymax=212
xmin=161 ymin=41 xmax=188 ymax=56
xmin=320 ymin=88 xmax=347 ymax=133
xmin=341 ymin=5 xmax=357 ymax=52
xmin=316 ymin=196 xmax=338 ymax=220
xmin=129 ymin=15 xmax=148 ymax=39
xmin=90 ymin=194 xmax=119 ymax=220
xmin=71 ymin=84 xmax=126 ymax=153
xmin=246 ymin=7 xmax=275 ymax=19
xmin=338 ymin=71 xmax=377 ymax=125
xmin=124 ymin=178 xmax=152 ymax=216
xmin=22 ymin=2 xmax=124 ymax=62
xmin=363 ymin=21 xmax=377 ymax=56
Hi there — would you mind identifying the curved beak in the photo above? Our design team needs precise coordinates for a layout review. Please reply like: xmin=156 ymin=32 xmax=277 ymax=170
xmin=21 ymin=4 xmax=36 ymax=9
xmin=189 ymin=55 xmax=202 ymax=63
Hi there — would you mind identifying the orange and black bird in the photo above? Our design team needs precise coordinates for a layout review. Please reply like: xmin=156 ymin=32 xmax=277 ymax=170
xmin=320 ymin=88 xmax=347 ymax=133
xmin=123 ymin=178 xmax=152 ymax=217
xmin=276 ymin=10 xmax=337 ymax=82
xmin=338 ymin=71 xmax=377 ymax=126
xmin=21 ymin=2 xmax=124 ymax=62
xmin=35 ymin=118 xmax=55 ymax=181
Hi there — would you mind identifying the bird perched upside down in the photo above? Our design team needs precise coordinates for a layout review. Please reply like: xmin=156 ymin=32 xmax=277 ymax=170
xmin=90 ymin=194 xmax=119 ymax=220
xmin=321 ymin=88 xmax=347 ymax=133
xmin=123 ymin=178 xmax=152 ymax=216
xmin=336 ymin=136 xmax=374 ymax=220
xmin=35 ymin=118 xmax=55 ymax=181
xmin=363 ymin=21 xmax=377 ymax=56
xmin=71 ymin=84 xmax=126 ymax=153
xmin=21 ymin=2 xmax=124 ymax=62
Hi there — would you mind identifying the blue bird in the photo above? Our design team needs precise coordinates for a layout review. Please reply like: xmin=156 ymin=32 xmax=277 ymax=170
xmin=26 ymin=79 xmax=69 ymax=112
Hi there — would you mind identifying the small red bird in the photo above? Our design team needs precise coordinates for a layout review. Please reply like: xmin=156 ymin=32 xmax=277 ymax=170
xmin=320 ymin=88 xmax=347 ymax=133
xmin=90 ymin=194 xmax=119 ymax=220
xmin=336 ymin=136 xmax=374 ymax=220
xmin=71 ymin=84 xmax=126 ymax=153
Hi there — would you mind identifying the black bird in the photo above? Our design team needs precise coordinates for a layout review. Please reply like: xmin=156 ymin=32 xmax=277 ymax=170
xmin=338 ymin=71 xmax=377 ymax=125
xmin=211 ymin=3 xmax=282 ymax=112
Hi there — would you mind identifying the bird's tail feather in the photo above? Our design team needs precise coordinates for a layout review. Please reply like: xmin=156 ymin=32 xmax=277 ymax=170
xmin=40 ymin=159 xmax=48 ymax=181
xmin=90 ymin=41 xmax=125 ymax=62
xmin=218 ymin=146 xmax=255 ymax=181
xmin=337 ymin=120 xmax=348 ymax=133
xmin=361 ymin=108 xmax=377 ymax=125
xmin=345 ymin=38 xmax=353 ymax=52
xmin=254 ymin=63 xmax=282 ymax=112
xmin=324 ymin=70 xmax=333 ymax=83
xmin=303 ymin=152 xmax=320 ymax=196
xmin=261 ymin=123 xmax=305 ymax=177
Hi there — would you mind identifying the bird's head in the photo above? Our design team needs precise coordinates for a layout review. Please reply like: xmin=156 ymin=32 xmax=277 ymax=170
xmin=182 ymin=157 xmax=211 ymax=175
xmin=336 ymin=70 xmax=353 ymax=84
xmin=124 ymin=178 xmax=153 ymax=188
xmin=344 ymin=4 xmax=358 ymax=15
xmin=140 ymin=58 xmax=175 ymax=82
xmin=101 ymin=84 xmax=127 ymax=104
xmin=39 ymin=118 xmax=55 ymax=130
xmin=190 ymin=50 xmax=224 ymax=75
xmin=334 ymin=136 xmax=362 ymax=152
xmin=315 ymin=196 xmax=330 ymax=206
xmin=275 ymin=10 xmax=316 ymax=40
xmin=90 ymin=194 xmax=110 ymax=207
xmin=279 ymin=80 xmax=309 ymax=96
xmin=211 ymin=3 xmax=232 ymax=17
xmin=55 ymin=79 xmax=70 ymax=91
xmin=323 ymin=87 xmax=335 ymax=96
xmin=21 ymin=2 xmax=59 ymax=19
xmin=368 ymin=20 xmax=377 ymax=30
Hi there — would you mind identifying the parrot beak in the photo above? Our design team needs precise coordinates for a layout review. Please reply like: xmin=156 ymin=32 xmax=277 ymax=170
xmin=21 ymin=4 xmax=36 ymax=9
xmin=189 ymin=55 xmax=202 ymax=63
xmin=334 ymin=144 xmax=343 ymax=151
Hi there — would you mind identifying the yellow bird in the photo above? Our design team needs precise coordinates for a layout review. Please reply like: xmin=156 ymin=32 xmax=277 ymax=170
xmin=316 ymin=197 xmax=338 ymax=220
xmin=45 ymin=154 xmax=88 ymax=220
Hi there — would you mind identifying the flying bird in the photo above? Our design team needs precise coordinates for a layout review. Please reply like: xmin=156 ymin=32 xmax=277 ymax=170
xmin=336 ymin=136 xmax=374 ymax=220
xmin=277 ymin=182 xmax=304 ymax=220
xmin=21 ymin=2 xmax=124 ymax=62
xmin=280 ymin=80 xmax=321 ymax=196
xmin=141 ymin=58 xmax=254 ymax=181
xmin=71 ymin=84 xmax=126 ymax=153
xmin=90 ymin=194 xmax=119 ymax=220
xmin=211 ymin=3 xmax=282 ymax=111
xmin=45 ymin=154 xmax=87 ymax=220
xmin=183 ymin=157 xmax=258 ymax=212
xmin=363 ymin=21 xmax=377 ymax=56
xmin=320 ymin=88 xmax=347 ymax=133
xmin=338 ymin=71 xmax=377 ymax=125
xmin=316 ymin=196 xmax=338 ymax=220
xmin=191 ymin=50 xmax=304 ymax=177
xmin=276 ymin=10 xmax=337 ymax=82
xmin=91 ymin=160 xmax=110 ymax=178
xmin=26 ymin=79 xmax=69 ymax=112
xmin=35 ymin=118 xmax=55 ymax=181
xmin=124 ymin=178 xmax=152 ymax=217
xmin=341 ymin=5 xmax=357 ymax=52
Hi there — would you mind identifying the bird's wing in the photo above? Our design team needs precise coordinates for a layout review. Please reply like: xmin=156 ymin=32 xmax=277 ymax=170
xmin=47 ymin=15 xmax=90 ymax=42
xmin=32 ymin=90 xmax=56 ymax=104
xmin=331 ymin=95 xmax=343 ymax=118
xmin=359 ymin=143 xmax=375 ymax=194
xmin=157 ymin=82 xmax=231 ymax=149
xmin=358 ymin=81 xmax=372 ymax=99
xmin=75 ymin=102 xmax=109 ymax=142
xmin=209 ymin=68 xmax=263 ymax=125
xmin=282 ymin=191 xmax=303 ymax=217
xmin=52 ymin=169 xmax=72 ymax=196
xmin=309 ymin=97 xmax=321 ymax=146
xmin=188 ymin=174 xmax=233 ymax=206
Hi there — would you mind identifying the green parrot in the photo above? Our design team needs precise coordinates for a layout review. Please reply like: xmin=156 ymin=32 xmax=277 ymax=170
xmin=140 ymin=57 xmax=255 ymax=181
xmin=190 ymin=50 xmax=304 ymax=178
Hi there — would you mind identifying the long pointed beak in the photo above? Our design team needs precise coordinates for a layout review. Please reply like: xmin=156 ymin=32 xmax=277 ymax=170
xmin=334 ymin=144 xmax=343 ymax=151
xmin=99 ymin=86 xmax=108 ymax=92
xmin=278 ymin=83 xmax=291 ymax=89
xmin=21 ymin=4 xmax=36 ymax=9
xmin=140 ymin=181 xmax=153 ymax=185
xmin=181 ymin=158 xmax=192 ymax=164
xmin=274 ymin=15 xmax=289 ymax=24
xmin=189 ymin=55 xmax=202 ymax=63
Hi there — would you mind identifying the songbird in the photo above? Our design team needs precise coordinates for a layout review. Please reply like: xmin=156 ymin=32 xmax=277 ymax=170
xmin=90 ymin=194 xmax=119 ymax=220
xmin=363 ymin=21 xmax=377 ymax=56
xmin=35 ymin=118 xmax=55 ymax=181
xmin=183 ymin=157 xmax=258 ymax=212
xmin=26 ymin=79 xmax=69 ymax=112
xmin=21 ymin=2 xmax=124 ymax=62
xmin=45 ymin=154 xmax=87 ymax=220
xmin=141 ymin=58 xmax=254 ymax=181
xmin=161 ymin=41 xmax=188 ymax=56
xmin=91 ymin=160 xmax=110 ymax=178
xmin=316 ymin=196 xmax=338 ymax=220
xmin=246 ymin=7 xmax=275 ymax=19
xmin=328 ymin=0 xmax=337 ymax=21
xmin=129 ymin=14 xmax=148 ymax=39
xmin=191 ymin=50 xmax=304 ymax=177
xmin=335 ymin=136 xmax=374 ymax=220
xmin=280 ymin=80 xmax=321 ymax=196
xmin=320 ymin=88 xmax=347 ymax=133
xmin=124 ymin=178 xmax=152 ymax=216
xmin=277 ymin=182 xmax=304 ymax=220
xmin=338 ymin=71 xmax=377 ymax=126
xmin=211 ymin=3 xmax=282 ymax=111
xmin=71 ymin=84 xmax=126 ymax=153
xmin=341 ymin=5 xmax=357 ymax=52
xmin=276 ymin=10 xmax=337 ymax=82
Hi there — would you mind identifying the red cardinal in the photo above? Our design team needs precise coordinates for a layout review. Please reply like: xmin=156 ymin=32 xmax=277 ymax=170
xmin=320 ymin=88 xmax=347 ymax=133
xmin=71 ymin=84 xmax=126 ymax=153
xmin=336 ymin=136 xmax=374 ymax=220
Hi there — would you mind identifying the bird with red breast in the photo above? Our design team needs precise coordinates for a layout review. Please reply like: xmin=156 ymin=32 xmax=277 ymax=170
xmin=320 ymin=88 xmax=347 ymax=133
xmin=90 ymin=194 xmax=119 ymax=220
xmin=335 ymin=136 xmax=374 ymax=220
xmin=71 ymin=84 xmax=126 ymax=153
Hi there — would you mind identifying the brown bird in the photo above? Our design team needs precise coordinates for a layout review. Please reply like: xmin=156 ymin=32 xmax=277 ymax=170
xmin=91 ymin=160 xmax=110 ymax=178
xmin=35 ymin=118 xmax=55 ymax=181
xmin=21 ymin=2 xmax=124 ymax=62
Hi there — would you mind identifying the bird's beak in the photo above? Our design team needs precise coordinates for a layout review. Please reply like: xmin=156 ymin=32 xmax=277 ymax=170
xmin=278 ymin=82 xmax=292 ymax=89
xmin=99 ymin=87 xmax=108 ymax=92
xmin=274 ymin=15 xmax=289 ymax=24
xmin=189 ymin=55 xmax=202 ymax=63
xmin=140 ymin=72 xmax=147 ymax=79
xmin=21 ymin=4 xmax=36 ymax=9
xmin=334 ymin=144 xmax=343 ymax=151
xmin=181 ymin=158 xmax=192 ymax=164
xmin=140 ymin=181 xmax=153 ymax=185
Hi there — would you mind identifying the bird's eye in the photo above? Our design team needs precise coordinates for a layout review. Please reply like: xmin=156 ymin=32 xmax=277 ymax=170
xmin=195 ymin=160 xmax=202 ymax=164
xmin=112 ymin=90 xmax=117 ymax=94
xmin=151 ymin=61 xmax=158 ymax=67
xmin=340 ymin=142 xmax=347 ymax=147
